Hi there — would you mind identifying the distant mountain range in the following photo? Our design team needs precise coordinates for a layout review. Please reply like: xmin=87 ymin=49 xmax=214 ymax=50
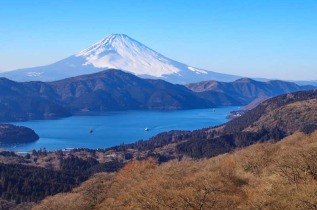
xmin=0 ymin=34 xmax=240 ymax=84
xmin=289 ymin=80 xmax=317 ymax=87
xmin=186 ymin=78 xmax=315 ymax=105
xmin=0 ymin=69 xmax=315 ymax=122
xmin=48 ymin=69 xmax=213 ymax=111
xmin=0 ymin=77 xmax=71 ymax=122
xmin=0 ymin=70 xmax=212 ymax=121
xmin=1 ymin=34 xmax=315 ymax=86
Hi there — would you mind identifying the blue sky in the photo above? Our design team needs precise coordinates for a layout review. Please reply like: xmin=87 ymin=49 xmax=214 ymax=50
xmin=0 ymin=0 xmax=316 ymax=80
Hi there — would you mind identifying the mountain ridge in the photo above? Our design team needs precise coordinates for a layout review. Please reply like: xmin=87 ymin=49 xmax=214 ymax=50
xmin=186 ymin=78 xmax=315 ymax=104
xmin=0 ymin=69 xmax=215 ymax=121
xmin=0 ymin=69 xmax=314 ymax=122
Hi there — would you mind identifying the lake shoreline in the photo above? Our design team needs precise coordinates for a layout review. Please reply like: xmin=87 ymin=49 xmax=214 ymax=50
xmin=3 ymin=107 xmax=238 ymax=152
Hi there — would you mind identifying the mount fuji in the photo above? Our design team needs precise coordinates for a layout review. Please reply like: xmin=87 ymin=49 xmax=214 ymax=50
xmin=1 ymin=34 xmax=241 ymax=83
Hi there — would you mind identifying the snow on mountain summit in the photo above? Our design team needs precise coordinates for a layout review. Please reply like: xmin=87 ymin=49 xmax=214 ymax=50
xmin=0 ymin=34 xmax=240 ymax=83
xmin=75 ymin=34 xmax=181 ymax=77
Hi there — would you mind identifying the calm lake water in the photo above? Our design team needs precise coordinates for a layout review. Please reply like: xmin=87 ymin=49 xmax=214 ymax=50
xmin=4 ymin=107 xmax=238 ymax=151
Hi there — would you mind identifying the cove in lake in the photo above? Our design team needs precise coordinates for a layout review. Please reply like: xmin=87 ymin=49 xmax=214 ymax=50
xmin=4 ymin=107 xmax=238 ymax=151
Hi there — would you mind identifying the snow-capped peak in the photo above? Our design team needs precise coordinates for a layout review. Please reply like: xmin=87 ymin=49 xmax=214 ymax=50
xmin=75 ymin=34 xmax=181 ymax=77
xmin=0 ymin=34 xmax=241 ymax=83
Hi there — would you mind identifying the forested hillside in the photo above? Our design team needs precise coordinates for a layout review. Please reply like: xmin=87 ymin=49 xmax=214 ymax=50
xmin=34 ymin=131 xmax=317 ymax=209
xmin=0 ymin=124 xmax=39 ymax=145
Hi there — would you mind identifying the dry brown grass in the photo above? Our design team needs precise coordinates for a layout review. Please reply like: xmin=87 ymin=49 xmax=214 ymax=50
xmin=34 ymin=131 xmax=317 ymax=210
xmin=244 ymin=99 xmax=317 ymax=134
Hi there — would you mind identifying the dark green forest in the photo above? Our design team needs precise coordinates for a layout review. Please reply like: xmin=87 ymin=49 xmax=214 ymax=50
xmin=0 ymin=156 xmax=124 ymax=203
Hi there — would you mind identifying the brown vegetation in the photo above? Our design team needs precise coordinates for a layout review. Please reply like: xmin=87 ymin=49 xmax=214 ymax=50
xmin=33 ymin=131 xmax=317 ymax=210
xmin=245 ymin=98 xmax=317 ymax=134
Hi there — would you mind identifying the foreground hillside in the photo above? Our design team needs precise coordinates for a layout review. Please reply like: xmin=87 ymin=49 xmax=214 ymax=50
xmin=34 ymin=131 xmax=317 ymax=209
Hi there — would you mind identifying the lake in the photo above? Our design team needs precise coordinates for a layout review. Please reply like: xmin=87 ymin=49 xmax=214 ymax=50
xmin=4 ymin=107 xmax=238 ymax=151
